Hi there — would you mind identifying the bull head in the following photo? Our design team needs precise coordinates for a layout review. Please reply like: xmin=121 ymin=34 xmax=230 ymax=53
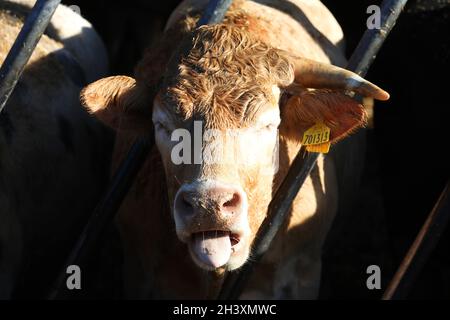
xmin=81 ymin=25 xmax=389 ymax=272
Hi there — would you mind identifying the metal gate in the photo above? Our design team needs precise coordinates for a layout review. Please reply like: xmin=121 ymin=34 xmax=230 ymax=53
xmin=1 ymin=0 xmax=448 ymax=300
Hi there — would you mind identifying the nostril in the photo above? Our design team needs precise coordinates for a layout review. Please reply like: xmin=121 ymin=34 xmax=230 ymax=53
xmin=222 ymin=192 xmax=241 ymax=209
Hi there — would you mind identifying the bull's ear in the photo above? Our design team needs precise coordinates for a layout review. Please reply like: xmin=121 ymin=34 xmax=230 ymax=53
xmin=81 ymin=76 xmax=153 ymax=132
xmin=280 ymin=89 xmax=366 ymax=143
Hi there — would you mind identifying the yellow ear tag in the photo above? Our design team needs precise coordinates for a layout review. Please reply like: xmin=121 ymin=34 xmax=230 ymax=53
xmin=302 ymin=123 xmax=331 ymax=154
xmin=306 ymin=142 xmax=330 ymax=153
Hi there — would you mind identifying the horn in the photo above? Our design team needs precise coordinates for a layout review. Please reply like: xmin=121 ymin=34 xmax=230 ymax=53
xmin=291 ymin=57 xmax=390 ymax=101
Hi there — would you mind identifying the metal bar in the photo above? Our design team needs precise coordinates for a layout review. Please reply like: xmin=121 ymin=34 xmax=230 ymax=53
xmin=382 ymin=181 xmax=450 ymax=300
xmin=347 ymin=0 xmax=409 ymax=76
xmin=197 ymin=0 xmax=233 ymax=25
xmin=48 ymin=0 xmax=234 ymax=299
xmin=0 ymin=0 xmax=62 ymax=114
xmin=48 ymin=135 xmax=153 ymax=299
xmin=218 ymin=147 xmax=318 ymax=299
xmin=218 ymin=0 xmax=409 ymax=300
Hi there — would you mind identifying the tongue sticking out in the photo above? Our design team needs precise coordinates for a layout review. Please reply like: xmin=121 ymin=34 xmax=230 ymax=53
xmin=190 ymin=231 xmax=232 ymax=269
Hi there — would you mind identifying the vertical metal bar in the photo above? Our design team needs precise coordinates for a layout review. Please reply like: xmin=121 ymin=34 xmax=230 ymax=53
xmin=218 ymin=0 xmax=409 ymax=300
xmin=382 ymin=181 xmax=450 ymax=300
xmin=0 ymin=0 xmax=62 ymax=114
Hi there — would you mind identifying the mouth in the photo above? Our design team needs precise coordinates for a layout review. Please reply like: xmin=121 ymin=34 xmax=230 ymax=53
xmin=188 ymin=230 xmax=243 ymax=271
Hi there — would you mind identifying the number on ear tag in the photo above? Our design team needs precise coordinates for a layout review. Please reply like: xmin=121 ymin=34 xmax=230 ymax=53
xmin=302 ymin=123 xmax=331 ymax=153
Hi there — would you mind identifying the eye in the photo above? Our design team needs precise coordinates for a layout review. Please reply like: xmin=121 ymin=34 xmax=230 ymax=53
xmin=261 ymin=123 xmax=278 ymax=131
xmin=153 ymin=121 xmax=170 ymax=135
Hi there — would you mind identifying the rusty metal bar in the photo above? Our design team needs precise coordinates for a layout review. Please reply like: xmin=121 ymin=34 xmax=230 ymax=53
xmin=382 ymin=181 xmax=450 ymax=300
xmin=0 ymin=0 xmax=61 ymax=114
xmin=47 ymin=0 xmax=234 ymax=299
xmin=218 ymin=0 xmax=409 ymax=300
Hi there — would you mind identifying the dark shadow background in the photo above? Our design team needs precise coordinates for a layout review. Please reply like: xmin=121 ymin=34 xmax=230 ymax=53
xmin=60 ymin=0 xmax=449 ymax=299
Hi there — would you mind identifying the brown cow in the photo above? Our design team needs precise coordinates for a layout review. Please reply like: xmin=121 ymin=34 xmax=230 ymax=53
xmin=82 ymin=0 xmax=389 ymax=299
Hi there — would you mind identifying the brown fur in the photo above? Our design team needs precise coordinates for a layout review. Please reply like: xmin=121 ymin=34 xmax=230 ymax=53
xmin=162 ymin=24 xmax=294 ymax=129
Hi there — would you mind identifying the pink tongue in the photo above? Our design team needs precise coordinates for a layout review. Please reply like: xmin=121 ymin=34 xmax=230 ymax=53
xmin=190 ymin=231 xmax=231 ymax=269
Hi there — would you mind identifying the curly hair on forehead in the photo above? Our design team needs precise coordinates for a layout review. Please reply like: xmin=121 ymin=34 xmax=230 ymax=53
xmin=159 ymin=24 xmax=294 ymax=128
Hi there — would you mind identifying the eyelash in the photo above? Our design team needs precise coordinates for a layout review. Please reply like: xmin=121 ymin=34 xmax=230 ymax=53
xmin=263 ymin=124 xmax=278 ymax=131
xmin=154 ymin=121 xmax=277 ymax=134
xmin=154 ymin=121 xmax=170 ymax=134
